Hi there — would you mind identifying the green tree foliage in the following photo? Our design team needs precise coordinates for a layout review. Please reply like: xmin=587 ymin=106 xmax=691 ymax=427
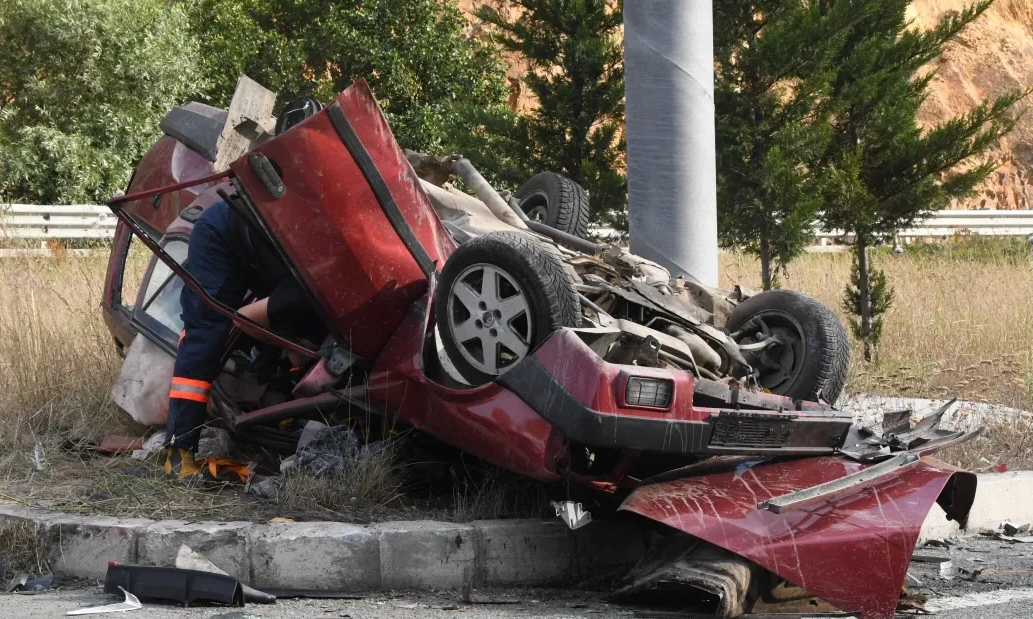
xmin=186 ymin=0 xmax=510 ymax=155
xmin=0 ymin=0 xmax=201 ymax=204
xmin=474 ymin=0 xmax=626 ymax=224
xmin=818 ymin=0 xmax=1025 ymax=361
xmin=714 ymin=0 xmax=851 ymax=289
xmin=842 ymin=253 xmax=894 ymax=359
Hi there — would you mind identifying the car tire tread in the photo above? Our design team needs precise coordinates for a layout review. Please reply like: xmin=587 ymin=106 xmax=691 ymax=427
xmin=727 ymin=290 xmax=851 ymax=404
xmin=515 ymin=172 xmax=591 ymax=240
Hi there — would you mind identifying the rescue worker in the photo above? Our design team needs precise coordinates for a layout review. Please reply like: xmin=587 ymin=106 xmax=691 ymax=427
xmin=165 ymin=195 xmax=320 ymax=479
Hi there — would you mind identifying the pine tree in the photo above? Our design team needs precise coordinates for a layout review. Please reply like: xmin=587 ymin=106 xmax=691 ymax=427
xmin=842 ymin=254 xmax=894 ymax=356
xmin=714 ymin=0 xmax=849 ymax=289
xmin=474 ymin=0 xmax=626 ymax=224
xmin=818 ymin=0 xmax=1026 ymax=361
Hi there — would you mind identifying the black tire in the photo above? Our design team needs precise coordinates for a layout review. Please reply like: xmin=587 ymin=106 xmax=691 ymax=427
xmin=435 ymin=231 xmax=581 ymax=385
xmin=515 ymin=172 xmax=591 ymax=240
xmin=726 ymin=290 xmax=850 ymax=404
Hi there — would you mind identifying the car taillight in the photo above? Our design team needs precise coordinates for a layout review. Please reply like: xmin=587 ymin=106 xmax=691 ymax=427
xmin=625 ymin=377 xmax=674 ymax=408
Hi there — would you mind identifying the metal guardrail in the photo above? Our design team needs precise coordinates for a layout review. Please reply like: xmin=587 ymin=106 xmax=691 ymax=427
xmin=815 ymin=210 xmax=1033 ymax=242
xmin=594 ymin=210 xmax=1033 ymax=245
xmin=0 ymin=204 xmax=117 ymax=239
xmin=4 ymin=205 xmax=1033 ymax=243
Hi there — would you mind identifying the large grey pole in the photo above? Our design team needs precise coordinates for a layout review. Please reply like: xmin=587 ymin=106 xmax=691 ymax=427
xmin=624 ymin=1 xmax=719 ymax=287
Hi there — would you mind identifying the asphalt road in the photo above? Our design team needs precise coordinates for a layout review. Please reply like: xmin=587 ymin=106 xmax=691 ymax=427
xmin=3 ymin=538 xmax=1031 ymax=619
xmin=2 ymin=588 xmax=620 ymax=619
xmin=5 ymin=585 xmax=1033 ymax=618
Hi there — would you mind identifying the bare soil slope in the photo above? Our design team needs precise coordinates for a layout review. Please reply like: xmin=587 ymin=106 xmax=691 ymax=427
xmin=911 ymin=0 xmax=1033 ymax=210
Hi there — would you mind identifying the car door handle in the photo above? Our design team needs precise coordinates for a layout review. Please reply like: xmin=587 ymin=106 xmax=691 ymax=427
xmin=249 ymin=152 xmax=285 ymax=199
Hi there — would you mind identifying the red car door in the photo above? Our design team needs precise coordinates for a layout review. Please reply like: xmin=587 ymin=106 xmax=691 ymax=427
xmin=229 ymin=80 xmax=455 ymax=361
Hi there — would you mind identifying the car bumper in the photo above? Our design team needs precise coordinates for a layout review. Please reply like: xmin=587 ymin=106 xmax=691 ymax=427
xmin=498 ymin=328 xmax=854 ymax=457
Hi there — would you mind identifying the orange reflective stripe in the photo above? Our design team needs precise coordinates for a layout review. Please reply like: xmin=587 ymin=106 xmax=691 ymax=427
xmin=169 ymin=390 xmax=209 ymax=403
xmin=172 ymin=377 xmax=212 ymax=389
xmin=178 ymin=330 xmax=186 ymax=344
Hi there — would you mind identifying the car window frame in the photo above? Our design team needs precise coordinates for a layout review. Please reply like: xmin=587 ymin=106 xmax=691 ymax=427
xmin=131 ymin=235 xmax=189 ymax=354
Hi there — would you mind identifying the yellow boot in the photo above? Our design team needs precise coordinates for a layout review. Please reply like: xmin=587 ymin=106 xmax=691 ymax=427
xmin=163 ymin=447 xmax=201 ymax=480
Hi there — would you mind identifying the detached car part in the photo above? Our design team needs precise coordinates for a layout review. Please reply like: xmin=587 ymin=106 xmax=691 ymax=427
xmin=104 ymin=564 xmax=244 ymax=607
xmin=66 ymin=586 xmax=142 ymax=615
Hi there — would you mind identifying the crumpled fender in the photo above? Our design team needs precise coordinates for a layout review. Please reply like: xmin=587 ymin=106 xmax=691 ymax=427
xmin=619 ymin=456 xmax=975 ymax=619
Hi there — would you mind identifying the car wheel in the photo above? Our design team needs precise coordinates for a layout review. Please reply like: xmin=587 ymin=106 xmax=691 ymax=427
xmin=726 ymin=290 xmax=850 ymax=404
xmin=435 ymin=231 xmax=581 ymax=385
xmin=515 ymin=172 xmax=591 ymax=239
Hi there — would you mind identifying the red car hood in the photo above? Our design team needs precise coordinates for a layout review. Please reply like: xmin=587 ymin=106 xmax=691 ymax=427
xmin=619 ymin=456 xmax=975 ymax=619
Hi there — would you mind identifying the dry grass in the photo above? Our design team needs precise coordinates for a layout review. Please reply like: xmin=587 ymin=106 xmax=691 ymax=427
xmin=278 ymin=442 xmax=405 ymax=522
xmin=0 ymin=518 xmax=51 ymax=578
xmin=940 ymin=421 xmax=1033 ymax=472
xmin=0 ymin=248 xmax=145 ymax=450
xmin=0 ymin=248 xmax=264 ymax=521
xmin=449 ymin=464 xmax=553 ymax=522
xmin=723 ymin=241 xmax=1033 ymax=471
xmin=0 ymin=449 xmax=273 ymax=521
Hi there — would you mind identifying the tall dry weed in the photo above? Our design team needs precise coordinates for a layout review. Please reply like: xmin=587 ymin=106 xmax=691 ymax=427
xmin=0 ymin=251 xmax=144 ymax=450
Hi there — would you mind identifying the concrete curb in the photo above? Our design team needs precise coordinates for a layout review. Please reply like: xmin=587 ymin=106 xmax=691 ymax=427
xmin=3 ymin=471 xmax=1030 ymax=591
xmin=920 ymin=471 xmax=1033 ymax=542
xmin=0 ymin=504 xmax=650 ymax=591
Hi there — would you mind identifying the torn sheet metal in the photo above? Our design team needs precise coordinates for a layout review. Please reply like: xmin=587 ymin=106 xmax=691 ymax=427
xmin=229 ymin=80 xmax=455 ymax=360
xmin=619 ymin=456 xmax=975 ymax=619
xmin=67 ymin=587 xmax=142 ymax=615
xmin=552 ymin=501 xmax=592 ymax=530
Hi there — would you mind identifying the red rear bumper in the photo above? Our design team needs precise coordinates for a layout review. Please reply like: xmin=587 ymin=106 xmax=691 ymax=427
xmin=496 ymin=328 xmax=855 ymax=457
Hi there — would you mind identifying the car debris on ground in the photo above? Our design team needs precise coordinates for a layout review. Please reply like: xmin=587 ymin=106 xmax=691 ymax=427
xmin=89 ymin=75 xmax=985 ymax=619
xmin=175 ymin=545 xmax=276 ymax=604
xmin=66 ymin=587 xmax=142 ymax=615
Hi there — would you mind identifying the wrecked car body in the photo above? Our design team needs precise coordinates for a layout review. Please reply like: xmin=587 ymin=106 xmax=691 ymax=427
xmin=102 ymin=78 xmax=980 ymax=619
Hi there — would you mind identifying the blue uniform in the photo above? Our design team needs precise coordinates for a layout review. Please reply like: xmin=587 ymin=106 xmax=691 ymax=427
xmin=166 ymin=201 xmax=250 ymax=450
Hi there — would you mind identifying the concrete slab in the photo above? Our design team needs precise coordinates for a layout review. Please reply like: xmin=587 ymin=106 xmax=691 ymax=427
xmin=3 ymin=469 xmax=1031 ymax=595
xmin=571 ymin=518 xmax=650 ymax=576
xmin=250 ymin=522 xmax=380 ymax=591
xmin=919 ymin=504 xmax=961 ymax=543
xmin=965 ymin=471 xmax=1033 ymax=533
xmin=49 ymin=514 xmax=151 ymax=579
xmin=376 ymin=521 xmax=476 ymax=590
xmin=0 ymin=503 xmax=57 ymax=522
xmin=473 ymin=519 xmax=571 ymax=585
xmin=136 ymin=520 xmax=252 ymax=582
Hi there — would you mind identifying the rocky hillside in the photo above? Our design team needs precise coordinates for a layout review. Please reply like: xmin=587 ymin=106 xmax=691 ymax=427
xmin=911 ymin=0 xmax=1033 ymax=210
xmin=460 ymin=0 xmax=1033 ymax=210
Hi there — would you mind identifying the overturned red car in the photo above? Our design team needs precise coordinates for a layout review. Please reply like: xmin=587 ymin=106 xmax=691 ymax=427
xmin=102 ymin=78 xmax=979 ymax=619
